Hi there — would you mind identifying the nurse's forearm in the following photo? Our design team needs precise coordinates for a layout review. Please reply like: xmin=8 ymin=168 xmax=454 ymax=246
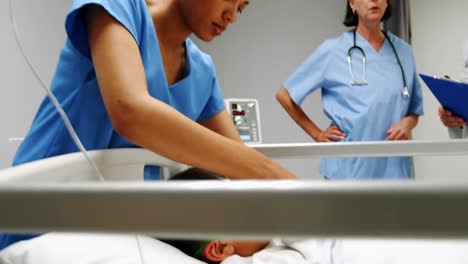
xmin=276 ymin=87 xmax=322 ymax=140
xmin=198 ymin=110 xmax=243 ymax=144
xmin=402 ymin=114 xmax=419 ymax=131
xmin=115 ymin=97 xmax=298 ymax=180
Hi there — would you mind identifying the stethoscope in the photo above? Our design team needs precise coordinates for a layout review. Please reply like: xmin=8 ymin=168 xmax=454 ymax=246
xmin=348 ymin=29 xmax=410 ymax=99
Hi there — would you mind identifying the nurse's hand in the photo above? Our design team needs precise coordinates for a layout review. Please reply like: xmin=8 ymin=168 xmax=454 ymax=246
xmin=386 ymin=117 xmax=416 ymax=141
xmin=386 ymin=125 xmax=409 ymax=141
xmin=439 ymin=106 xmax=465 ymax=128
xmin=314 ymin=125 xmax=345 ymax=142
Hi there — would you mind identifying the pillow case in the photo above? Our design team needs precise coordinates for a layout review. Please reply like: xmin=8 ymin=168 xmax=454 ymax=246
xmin=0 ymin=233 xmax=205 ymax=264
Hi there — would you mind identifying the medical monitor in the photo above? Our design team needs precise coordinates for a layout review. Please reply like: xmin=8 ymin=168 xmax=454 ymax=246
xmin=225 ymin=98 xmax=262 ymax=145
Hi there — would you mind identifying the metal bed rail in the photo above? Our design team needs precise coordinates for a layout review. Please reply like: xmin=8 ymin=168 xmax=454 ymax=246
xmin=252 ymin=139 xmax=468 ymax=159
xmin=0 ymin=139 xmax=468 ymax=239
xmin=1 ymin=180 xmax=468 ymax=239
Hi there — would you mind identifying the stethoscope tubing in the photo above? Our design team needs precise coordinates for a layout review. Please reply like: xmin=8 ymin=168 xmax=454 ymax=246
xmin=348 ymin=29 xmax=410 ymax=98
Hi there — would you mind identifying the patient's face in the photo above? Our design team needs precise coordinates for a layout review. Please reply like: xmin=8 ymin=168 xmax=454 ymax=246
xmin=202 ymin=240 xmax=269 ymax=262
xmin=230 ymin=240 xmax=269 ymax=257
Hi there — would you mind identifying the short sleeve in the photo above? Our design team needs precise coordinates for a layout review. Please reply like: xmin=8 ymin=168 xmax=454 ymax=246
xmin=448 ymin=127 xmax=464 ymax=139
xmin=408 ymin=52 xmax=424 ymax=116
xmin=197 ymin=59 xmax=225 ymax=121
xmin=198 ymin=76 xmax=226 ymax=121
xmin=461 ymin=38 xmax=468 ymax=83
xmin=283 ymin=41 xmax=331 ymax=105
xmin=65 ymin=0 xmax=143 ymax=58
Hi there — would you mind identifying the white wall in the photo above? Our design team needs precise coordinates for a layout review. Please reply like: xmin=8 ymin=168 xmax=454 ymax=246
xmin=0 ymin=0 xmax=68 ymax=168
xmin=411 ymin=0 xmax=468 ymax=180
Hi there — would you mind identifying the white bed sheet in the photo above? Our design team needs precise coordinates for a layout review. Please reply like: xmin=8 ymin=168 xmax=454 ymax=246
xmin=2 ymin=234 xmax=468 ymax=264
xmin=340 ymin=239 xmax=468 ymax=264
xmin=221 ymin=238 xmax=468 ymax=264
xmin=221 ymin=239 xmax=337 ymax=264
xmin=0 ymin=233 xmax=205 ymax=264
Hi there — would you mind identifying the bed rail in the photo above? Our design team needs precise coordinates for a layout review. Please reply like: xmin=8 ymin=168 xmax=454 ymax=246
xmin=1 ymin=140 xmax=468 ymax=239
xmin=0 ymin=148 xmax=188 ymax=183
xmin=252 ymin=139 xmax=468 ymax=158
xmin=1 ymin=180 xmax=468 ymax=239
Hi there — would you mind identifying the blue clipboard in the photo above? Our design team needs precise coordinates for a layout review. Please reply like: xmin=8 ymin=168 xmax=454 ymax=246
xmin=419 ymin=73 xmax=468 ymax=120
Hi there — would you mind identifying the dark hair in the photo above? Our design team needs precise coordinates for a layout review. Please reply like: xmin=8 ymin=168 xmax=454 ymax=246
xmin=160 ymin=239 xmax=216 ymax=262
xmin=169 ymin=167 xmax=227 ymax=180
xmin=161 ymin=168 xmax=226 ymax=263
xmin=343 ymin=0 xmax=393 ymax=27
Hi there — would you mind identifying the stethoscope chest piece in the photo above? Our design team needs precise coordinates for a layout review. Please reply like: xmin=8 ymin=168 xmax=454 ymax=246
xmin=402 ymin=86 xmax=410 ymax=98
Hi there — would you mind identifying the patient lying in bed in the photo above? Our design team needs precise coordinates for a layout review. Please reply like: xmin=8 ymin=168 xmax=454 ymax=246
xmin=163 ymin=168 xmax=270 ymax=263
xmin=162 ymin=238 xmax=337 ymax=264
xmin=2 ymin=168 xmax=468 ymax=264
xmin=166 ymin=168 xmax=468 ymax=264
xmin=161 ymin=239 xmax=269 ymax=263
xmin=2 ymin=232 xmax=467 ymax=264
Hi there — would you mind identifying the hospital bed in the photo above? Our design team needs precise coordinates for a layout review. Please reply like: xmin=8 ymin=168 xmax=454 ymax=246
xmin=1 ymin=139 xmax=468 ymax=263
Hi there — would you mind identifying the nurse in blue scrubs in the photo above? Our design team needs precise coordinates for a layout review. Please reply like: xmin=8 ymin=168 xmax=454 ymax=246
xmin=276 ymin=0 xmax=424 ymax=180
xmin=1 ymin=0 xmax=298 ymax=250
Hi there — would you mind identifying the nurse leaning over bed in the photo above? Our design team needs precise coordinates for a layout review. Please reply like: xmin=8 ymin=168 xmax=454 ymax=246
xmin=0 ymin=0 xmax=299 ymax=251
xmin=276 ymin=0 xmax=424 ymax=181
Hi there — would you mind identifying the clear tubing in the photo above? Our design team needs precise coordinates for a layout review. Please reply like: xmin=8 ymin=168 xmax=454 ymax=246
xmin=8 ymin=3 xmax=150 ymax=261
xmin=8 ymin=0 xmax=104 ymax=181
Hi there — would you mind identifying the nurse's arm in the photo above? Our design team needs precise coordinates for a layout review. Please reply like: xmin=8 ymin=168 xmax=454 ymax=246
xmin=83 ymin=6 xmax=297 ymax=180
xmin=276 ymin=87 xmax=344 ymax=142
xmin=386 ymin=114 xmax=419 ymax=141
xmin=198 ymin=109 xmax=243 ymax=143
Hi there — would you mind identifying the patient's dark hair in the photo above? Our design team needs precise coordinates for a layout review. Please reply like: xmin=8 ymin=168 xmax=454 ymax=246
xmin=160 ymin=239 xmax=212 ymax=261
xmin=343 ymin=0 xmax=393 ymax=27
xmin=160 ymin=168 xmax=226 ymax=263
xmin=169 ymin=167 xmax=227 ymax=181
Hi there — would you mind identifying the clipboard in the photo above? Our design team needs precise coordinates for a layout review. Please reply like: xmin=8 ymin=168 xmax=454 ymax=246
xmin=419 ymin=73 xmax=468 ymax=120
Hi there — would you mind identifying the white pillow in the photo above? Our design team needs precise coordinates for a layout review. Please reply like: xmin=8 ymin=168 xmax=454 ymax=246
xmin=340 ymin=239 xmax=468 ymax=264
xmin=0 ymin=233 xmax=206 ymax=264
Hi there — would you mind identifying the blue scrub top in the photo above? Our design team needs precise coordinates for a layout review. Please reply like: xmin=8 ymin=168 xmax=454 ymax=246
xmin=284 ymin=30 xmax=424 ymax=180
xmin=0 ymin=0 xmax=225 ymax=250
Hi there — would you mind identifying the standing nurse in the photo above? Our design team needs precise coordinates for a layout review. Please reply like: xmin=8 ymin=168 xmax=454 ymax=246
xmin=276 ymin=0 xmax=424 ymax=180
